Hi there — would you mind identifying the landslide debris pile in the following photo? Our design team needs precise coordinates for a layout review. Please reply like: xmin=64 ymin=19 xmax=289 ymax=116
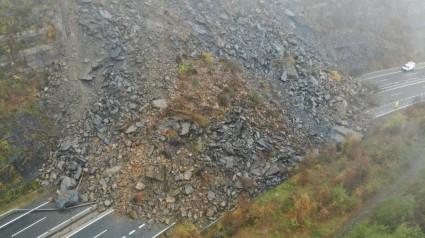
xmin=30 ymin=0 xmax=372 ymax=227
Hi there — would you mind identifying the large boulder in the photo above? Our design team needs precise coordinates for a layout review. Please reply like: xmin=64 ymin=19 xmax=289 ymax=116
xmin=56 ymin=190 xmax=79 ymax=210
xmin=60 ymin=176 xmax=77 ymax=192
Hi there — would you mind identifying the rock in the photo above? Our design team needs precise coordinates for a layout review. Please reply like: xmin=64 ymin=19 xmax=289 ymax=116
xmin=152 ymin=99 xmax=168 ymax=109
xmin=56 ymin=190 xmax=79 ymax=210
xmin=57 ymin=161 xmax=65 ymax=170
xmin=280 ymin=71 xmax=288 ymax=82
xmin=101 ymin=166 xmax=122 ymax=176
xmin=183 ymin=170 xmax=192 ymax=180
xmin=285 ymin=9 xmax=295 ymax=17
xmin=99 ymin=9 xmax=112 ymax=20
xmin=135 ymin=182 xmax=145 ymax=190
xmin=257 ymin=139 xmax=274 ymax=150
xmin=60 ymin=177 xmax=77 ymax=192
xmin=238 ymin=176 xmax=258 ymax=190
xmin=145 ymin=166 xmax=165 ymax=181
xmin=125 ymin=125 xmax=138 ymax=134
xmin=60 ymin=140 xmax=72 ymax=151
xmin=89 ymin=192 xmax=95 ymax=201
xmin=90 ymin=167 xmax=98 ymax=175
xmin=180 ymin=122 xmax=190 ymax=136
xmin=80 ymin=193 xmax=89 ymax=202
xmin=207 ymin=208 xmax=215 ymax=217
xmin=220 ymin=157 xmax=234 ymax=169
xmin=184 ymin=185 xmax=194 ymax=195
xmin=50 ymin=173 xmax=57 ymax=180
xmin=286 ymin=64 xmax=298 ymax=79
xmin=74 ymin=165 xmax=82 ymax=180
xmin=166 ymin=196 xmax=176 ymax=203
xmin=99 ymin=178 xmax=107 ymax=191
xmin=237 ymin=17 xmax=248 ymax=25
xmin=207 ymin=191 xmax=215 ymax=201
xmin=265 ymin=165 xmax=280 ymax=176
xmin=104 ymin=199 xmax=112 ymax=207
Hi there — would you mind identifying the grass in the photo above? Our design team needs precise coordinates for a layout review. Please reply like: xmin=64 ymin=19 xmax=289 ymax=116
xmin=0 ymin=181 xmax=51 ymax=215
xmin=199 ymin=103 xmax=425 ymax=238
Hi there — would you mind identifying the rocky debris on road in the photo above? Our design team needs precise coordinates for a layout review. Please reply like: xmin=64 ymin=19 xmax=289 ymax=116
xmin=56 ymin=190 xmax=79 ymax=210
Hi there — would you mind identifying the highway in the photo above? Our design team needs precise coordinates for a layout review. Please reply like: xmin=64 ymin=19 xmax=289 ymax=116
xmin=362 ymin=62 xmax=425 ymax=118
xmin=0 ymin=195 xmax=175 ymax=238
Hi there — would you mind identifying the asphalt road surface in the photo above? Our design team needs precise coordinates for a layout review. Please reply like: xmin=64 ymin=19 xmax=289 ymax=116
xmin=0 ymin=196 xmax=174 ymax=238
xmin=362 ymin=62 xmax=425 ymax=118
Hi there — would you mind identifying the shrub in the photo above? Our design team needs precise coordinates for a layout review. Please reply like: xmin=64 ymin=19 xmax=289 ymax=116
xmin=317 ymin=143 xmax=338 ymax=163
xmin=331 ymin=70 xmax=342 ymax=81
xmin=295 ymin=170 xmax=310 ymax=186
xmin=405 ymin=106 xmax=419 ymax=117
xmin=373 ymin=195 xmax=415 ymax=231
xmin=221 ymin=58 xmax=242 ymax=74
xmin=316 ymin=185 xmax=333 ymax=207
xmin=171 ymin=221 xmax=200 ymax=238
xmin=341 ymin=136 xmax=363 ymax=160
xmin=178 ymin=61 xmax=190 ymax=78
xmin=221 ymin=197 xmax=257 ymax=235
xmin=201 ymin=52 xmax=214 ymax=63
xmin=46 ymin=25 xmax=55 ymax=43
xmin=287 ymin=194 xmax=315 ymax=230
xmin=330 ymin=184 xmax=356 ymax=213
xmin=381 ymin=113 xmax=406 ymax=135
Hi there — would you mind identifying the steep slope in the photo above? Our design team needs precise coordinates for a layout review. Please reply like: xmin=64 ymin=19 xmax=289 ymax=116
xmin=0 ymin=0 xmax=373 ymax=227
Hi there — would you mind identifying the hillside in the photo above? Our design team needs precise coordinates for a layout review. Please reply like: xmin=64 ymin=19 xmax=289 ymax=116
xmin=271 ymin=0 xmax=425 ymax=75
xmin=1 ymin=0 xmax=416 ymax=235
xmin=195 ymin=104 xmax=425 ymax=237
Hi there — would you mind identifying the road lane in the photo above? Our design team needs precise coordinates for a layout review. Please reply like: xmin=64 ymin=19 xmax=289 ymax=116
xmin=366 ymin=81 xmax=425 ymax=117
xmin=362 ymin=62 xmax=425 ymax=118
xmin=363 ymin=66 xmax=425 ymax=88
xmin=0 ymin=203 xmax=94 ymax=238
xmin=64 ymin=209 xmax=171 ymax=238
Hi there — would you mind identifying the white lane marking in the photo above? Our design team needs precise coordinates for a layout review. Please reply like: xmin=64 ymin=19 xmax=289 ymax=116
xmin=377 ymin=78 xmax=388 ymax=83
xmin=65 ymin=209 xmax=114 ymax=238
xmin=379 ymin=79 xmax=425 ymax=92
xmin=378 ymin=75 xmax=425 ymax=89
xmin=152 ymin=222 xmax=177 ymax=238
xmin=37 ymin=231 xmax=48 ymax=238
xmin=138 ymin=224 xmax=145 ymax=229
xmin=36 ymin=207 xmax=94 ymax=238
xmin=129 ymin=230 xmax=136 ymax=235
xmin=47 ymin=207 xmax=93 ymax=233
xmin=375 ymin=100 xmax=425 ymax=118
xmin=0 ymin=201 xmax=49 ymax=230
xmin=93 ymin=229 xmax=107 ymax=238
xmin=11 ymin=217 xmax=46 ymax=237
xmin=390 ymin=92 xmax=402 ymax=97
xmin=364 ymin=65 xmax=425 ymax=80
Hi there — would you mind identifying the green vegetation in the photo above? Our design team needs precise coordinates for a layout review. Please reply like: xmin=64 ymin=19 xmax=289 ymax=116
xmin=0 ymin=0 xmax=55 ymax=211
xmin=0 ymin=184 xmax=50 ymax=215
xmin=198 ymin=103 xmax=425 ymax=238
xmin=202 ymin=52 xmax=214 ymax=63
xmin=331 ymin=70 xmax=342 ymax=81
xmin=178 ymin=61 xmax=190 ymax=78
xmin=171 ymin=221 xmax=201 ymax=238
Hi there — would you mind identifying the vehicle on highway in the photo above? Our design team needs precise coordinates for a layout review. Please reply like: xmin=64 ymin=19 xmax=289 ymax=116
xmin=402 ymin=61 xmax=416 ymax=71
